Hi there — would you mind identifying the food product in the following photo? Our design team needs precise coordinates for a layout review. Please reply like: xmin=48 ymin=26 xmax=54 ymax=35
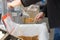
xmin=18 ymin=35 xmax=38 ymax=40
xmin=24 ymin=18 xmax=34 ymax=24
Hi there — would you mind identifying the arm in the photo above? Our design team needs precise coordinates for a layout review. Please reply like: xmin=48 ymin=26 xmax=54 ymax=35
xmin=34 ymin=4 xmax=47 ymax=22
xmin=40 ymin=4 xmax=47 ymax=17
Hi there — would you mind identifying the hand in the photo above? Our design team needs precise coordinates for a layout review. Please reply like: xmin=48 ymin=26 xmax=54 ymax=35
xmin=7 ymin=2 xmax=14 ymax=9
xmin=7 ymin=0 xmax=21 ymax=8
xmin=34 ymin=12 xmax=45 ymax=22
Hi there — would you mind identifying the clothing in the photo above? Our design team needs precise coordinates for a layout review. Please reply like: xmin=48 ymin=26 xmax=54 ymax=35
xmin=47 ymin=0 xmax=60 ymax=28
xmin=54 ymin=28 xmax=60 ymax=40
xmin=41 ymin=5 xmax=47 ymax=17
xmin=21 ymin=0 xmax=60 ymax=28
xmin=21 ymin=0 xmax=40 ymax=7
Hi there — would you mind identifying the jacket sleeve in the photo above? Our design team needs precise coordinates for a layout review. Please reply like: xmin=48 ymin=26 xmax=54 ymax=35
xmin=41 ymin=4 xmax=47 ymax=17
xmin=21 ymin=0 xmax=40 ymax=7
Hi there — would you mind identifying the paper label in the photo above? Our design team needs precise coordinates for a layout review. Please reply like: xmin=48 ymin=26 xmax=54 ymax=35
xmin=2 ymin=13 xmax=15 ymax=33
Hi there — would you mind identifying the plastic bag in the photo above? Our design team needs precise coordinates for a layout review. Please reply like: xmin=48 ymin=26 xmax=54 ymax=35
xmin=11 ymin=23 xmax=49 ymax=40
xmin=2 ymin=13 xmax=49 ymax=40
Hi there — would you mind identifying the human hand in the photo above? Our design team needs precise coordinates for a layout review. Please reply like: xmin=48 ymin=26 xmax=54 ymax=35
xmin=34 ymin=12 xmax=45 ymax=22
xmin=7 ymin=0 xmax=21 ymax=8
xmin=7 ymin=2 xmax=14 ymax=9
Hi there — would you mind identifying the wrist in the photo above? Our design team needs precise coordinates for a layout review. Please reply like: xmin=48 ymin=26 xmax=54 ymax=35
xmin=40 ymin=12 xmax=45 ymax=17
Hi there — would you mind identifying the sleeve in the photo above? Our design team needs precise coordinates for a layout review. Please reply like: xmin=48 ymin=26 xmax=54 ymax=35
xmin=40 ymin=5 xmax=47 ymax=17
xmin=21 ymin=0 xmax=40 ymax=7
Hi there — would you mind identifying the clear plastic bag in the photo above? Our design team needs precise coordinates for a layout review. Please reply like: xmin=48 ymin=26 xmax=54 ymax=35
xmin=2 ymin=13 xmax=49 ymax=40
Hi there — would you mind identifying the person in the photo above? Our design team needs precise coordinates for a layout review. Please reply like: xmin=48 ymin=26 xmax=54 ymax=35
xmin=8 ymin=0 xmax=60 ymax=40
